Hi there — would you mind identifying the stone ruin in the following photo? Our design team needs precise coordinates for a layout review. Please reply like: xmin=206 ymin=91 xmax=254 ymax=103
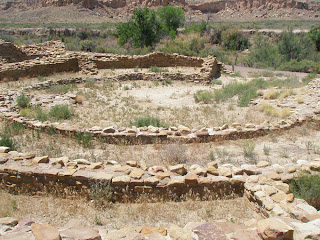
xmin=0 ymin=40 xmax=221 ymax=82
xmin=0 ymin=40 xmax=320 ymax=239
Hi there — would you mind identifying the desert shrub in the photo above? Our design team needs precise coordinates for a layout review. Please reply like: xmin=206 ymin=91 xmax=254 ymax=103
xmin=16 ymin=93 xmax=30 ymax=109
xmin=221 ymin=28 xmax=249 ymax=51
xmin=0 ymin=132 xmax=17 ymax=150
xmin=157 ymin=5 xmax=185 ymax=37
xmin=117 ymin=7 xmax=161 ymax=48
xmin=130 ymin=115 xmax=167 ymax=128
xmin=89 ymin=180 xmax=113 ymax=207
xmin=194 ymin=90 xmax=214 ymax=104
xmin=263 ymin=144 xmax=271 ymax=155
xmin=259 ymin=103 xmax=291 ymax=118
xmin=242 ymin=140 xmax=255 ymax=159
xmin=239 ymin=89 xmax=257 ymax=107
xmin=80 ymin=40 xmax=96 ymax=52
xmin=75 ymin=131 xmax=93 ymax=148
xmin=84 ymin=78 xmax=96 ymax=88
xmin=263 ymin=88 xmax=280 ymax=100
xmin=289 ymin=174 xmax=320 ymax=210
xmin=309 ymin=25 xmax=320 ymax=51
xmin=278 ymin=59 xmax=320 ymax=73
xmin=184 ymin=21 xmax=208 ymax=35
xmin=49 ymin=104 xmax=72 ymax=120
xmin=160 ymin=142 xmax=188 ymax=165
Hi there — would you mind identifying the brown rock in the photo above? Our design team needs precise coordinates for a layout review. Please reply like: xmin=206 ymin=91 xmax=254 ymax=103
xmin=156 ymin=172 xmax=170 ymax=180
xmin=0 ymin=146 xmax=10 ymax=153
xmin=112 ymin=175 xmax=130 ymax=186
xmin=257 ymin=161 xmax=271 ymax=168
xmin=193 ymin=223 xmax=228 ymax=240
xmin=207 ymin=166 xmax=219 ymax=176
xmin=129 ymin=168 xmax=144 ymax=179
xmin=275 ymin=183 xmax=290 ymax=194
xmin=0 ymin=217 xmax=18 ymax=226
xmin=184 ymin=173 xmax=198 ymax=186
xmin=271 ymin=192 xmax=287 ymax=203
xmin=218 ymin=166 xmax=232 ymax=178
xmin=89 ymin=162 xmax=103 ymax=169
xmin=257 ymin=218 xmax=293 ymax=240
xmin=286 ymin=193 xmax=294 ymax=203
xmin=31 ymin=223 xmax=61 ymax=240
xmin=169 ymin=164 xmax=187 ymax=175
xmin=126 ymin=161 xmax=138 ymax=167
xmin=59 ymin=219 xmax=101 ymax=240
xmin=207 ymin=161 xmax=218 ymax=169
xmin=140 ymin=226 xmax=167 ymax=237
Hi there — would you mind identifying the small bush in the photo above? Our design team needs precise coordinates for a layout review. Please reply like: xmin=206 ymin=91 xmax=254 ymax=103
xmin=289 ymin=174 xmax=320 ymax=210
xmin=263 ymin=144 xmax=271 ymax=156
xmin=239 ymin=89 xmax=257 ymax=107
xmin=160 ymin=142 xmax=188 ymax=165
xmin=130 ymin=115 xmax=167 ymax=128
xmin=259 ymin=103 xmax=291 ymax=118
xmin=0 ymin=132 xmax=17 ymax=151
xmin=242 ymin=140 xmax=255 ymax=159
xmin=89 ymin=180 xmax=113 ymax=207
xmin=34 ymin=106 xmax=48 ymax=122
xmin=49 ymin=104 xmax=72 ymax=120
xmin=221 ymin=28 xmax=249 ymax=51
xmin=263 ymin=88 xmax=280 ymax=100
xmin=75 ymin=131 xmax=93 ymax=148
xmin=194 ymin=90 xmax=214 ymax=104
xmin=16 ymin=93 xmax=30 ymax=109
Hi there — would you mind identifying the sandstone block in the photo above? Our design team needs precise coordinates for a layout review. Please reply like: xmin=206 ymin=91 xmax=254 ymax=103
xmin=169 ymin=164 xmax=187 ymax=175
xmin=257 ymin=218 xmax=293 ymax=240
xmin=31 ymin=223 xmax=61 ymax=240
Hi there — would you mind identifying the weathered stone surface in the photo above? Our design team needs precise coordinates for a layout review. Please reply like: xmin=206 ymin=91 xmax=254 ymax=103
xmin=291 ymin=221 xmax=320 ymax=240
xmin=89 ymin=162 xmax=103 ymax=169
xmin=310 ymin=161 xmax=320 ymax=171
xmin=218 ymin=166 xmax=232 ymax=178
xmin=168 ymin=177 xmax=185 ymax=187
xmin=0 ymin=147 xmax=10 ymax=153
xmin=129 ymin=168 xmax=144 ymax=179
xmin=1 ymin=231 xmax=35 ymax=240
xmin=102 ymin=126 xmax=116 ymax=133
xmin=257 ymin=218 xmax=293 ymax=240
xmin=184 ymin=173 xmax=198 ymax=186
xmin=207 ymin=161 xmax=218 ymax=169
xmin=75 ymin=159 xmax=91 ymax=165
xmin=192 ymin=223 xmax=228 ymax=240
xmin=275 ymin=182 xmax=290 ymax=194
xmin=140 ymin=226 xmax=167 ymax=237
xmin=126 ymin=161 xmax=138 ymax=167
xmin=101 ymin=227 xmax=144 ymax=240
xmin=112 ymin=175 xmax=131 ymax=186
xmin=169 ymin=164 xmax=187 ymax=175
xmin=264 ymin=186 xmax=278 ymax=196
xmin=271 ymin=192 xmax=287 ymax=203
xmin=207 ymin=166 xmax=219 ymax=176
xmin=0 ymin=217 xmax=18 ymax=226
xmin=257 ymin=161 xmax=271 ymax=168
xmin=144 ymin=176 xmax=159 ymax=185
xmin=31 ymin=223 xmax=61 ymax=240
xmin=59 ymin=219 xmax=101 ymax=240
xmin=168 ymin=224 xmax=192 ymax=240
xmin=156 ymin=172 xmax=170 ymax=180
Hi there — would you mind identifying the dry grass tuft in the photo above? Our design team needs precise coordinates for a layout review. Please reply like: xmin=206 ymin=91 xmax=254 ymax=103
xmin=259 ymin=103 xmax=291 ymax=118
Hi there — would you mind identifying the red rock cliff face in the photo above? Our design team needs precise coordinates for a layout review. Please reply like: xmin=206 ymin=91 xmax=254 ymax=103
xmin=189 ymin=0 xmax=320 ymax=12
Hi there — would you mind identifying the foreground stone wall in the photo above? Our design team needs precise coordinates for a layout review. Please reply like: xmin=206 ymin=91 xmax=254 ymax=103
xmin=0 ymin=146 xmax=319 ymax=221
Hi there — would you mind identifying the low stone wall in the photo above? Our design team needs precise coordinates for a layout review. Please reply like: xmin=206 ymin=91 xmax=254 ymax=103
xmin=0 ymin=41 xmax=221 ymax=81
xmin=0 ymin=146 xmax=319 ymax=222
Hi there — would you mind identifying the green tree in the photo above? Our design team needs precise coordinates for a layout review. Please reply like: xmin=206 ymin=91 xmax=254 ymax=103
xmin=309 ymin=25 xmax=320 ymax=51
xmin=117 ymin=7 xmax=161 ymax=48
xmin=221 ymin=28 xmax=249 ymax=51
xmin=157 ymin=5 xmax=185 ymax=37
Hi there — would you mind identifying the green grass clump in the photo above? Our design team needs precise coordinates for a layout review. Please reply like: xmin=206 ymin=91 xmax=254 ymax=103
xmin=242 ymin=140 xmax=255 ymax=159
xmin=289 ymin=174 xmax=320 ymax=210
xmin=16 ymin=93 xmax=30 ymax=109
xmin=49 ymin=104 xmax=72 ymax=120
xmin=194 ymin=90 xmax=214 ymax=104
xmin=46 ymin=84 xmax=72 ymax=94
xmin=75 ymin=131 xmax=93 ymax=148
xmin=130 ymin=115 xmax=167 ymax=128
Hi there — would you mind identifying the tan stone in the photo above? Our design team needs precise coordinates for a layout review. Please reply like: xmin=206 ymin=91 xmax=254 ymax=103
xmin=156 ymin=172 xmax=170 ymax=180
xmin=184 ymin=173 xmax=198 ymax=186
xmin=168 ymin=178 xmax=185 ymax=187
xmin=218 ymin=166 xmax=232 ymax=177
xmin=207 ymin=161 xmax=218 ymax=169
xmin=74 ymin=159 xmax=90 ymax=165
xmin=267 ymin=172 xmax=281 ymax=180
xmin=126 ymin=160 xmax=138 ymax=167
xmin=12 ymin=152 xmax=36 ymax=161
xmin=275 ymin=182 xmax=290 ymax=194
xmin=169 ymin=164 xmax=187 ymax=175
xmin=286 ymin=193 xmax=294 ymax=202
xmin=168 ymin=224 xmax=192 ymax=240
xmin=140 ymin=226 xmax=167 ymax=237
xmin=129 ymin=168 xmax=144 ymax=179
xmin=31 ymin=223 xmax=61 ymax=240
xmin=0 ymin=146 xmax=10 ymax=153
xmin=287 ymin=165 xmax=296 ymax=173
xmin=257 ymin=161 xmax=271 ymax=168
xmin=310 ymin=161 xmax=320 ymax=171
xmin=257 ymin=218 xmax=293 ymax=240
xmin=206 ymin=166 xmax=219 ymax=175
xmin=264 ymin=185 xmax=278 ymax=196
xmin=58 ymin=168 xmax=77 ymax=177
xmin=0 ymin=217 xmax=18 ymax=226
xmin=144 ymin=176 xmax=159 ymax=185
xmin=271 ymin=192 xmax=287 ymax=203
xmin=112 ymin=175 xmax=130 ymax=186
xmin=89 ymin=162 xmax=103 ymax=169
